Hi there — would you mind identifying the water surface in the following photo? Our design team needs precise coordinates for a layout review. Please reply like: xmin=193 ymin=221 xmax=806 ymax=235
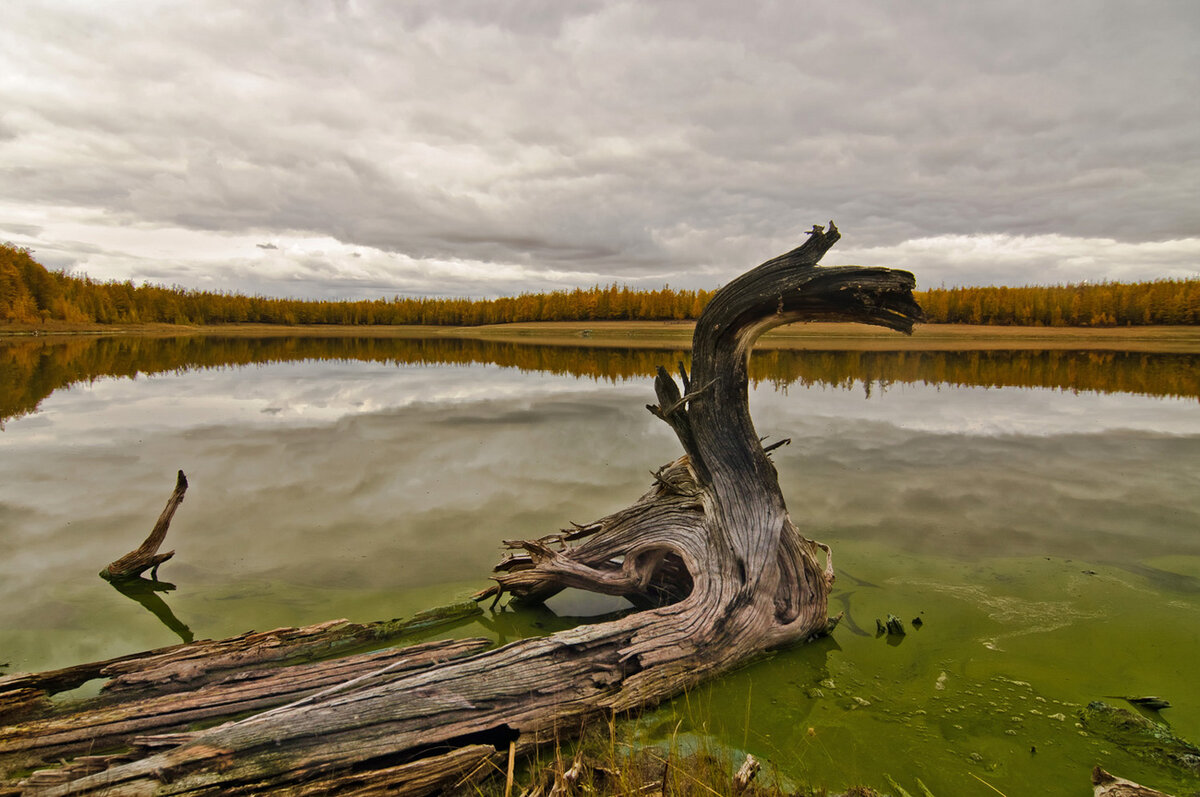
xmin=1 ymin=335 xmax=1197 ymax=795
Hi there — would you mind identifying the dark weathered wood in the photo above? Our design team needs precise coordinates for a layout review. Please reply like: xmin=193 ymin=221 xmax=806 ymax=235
xmin=1 ymin=224 xmax=922 ymax=796
xmin=0 ymin=689 xmax=50 ymax=725
xmin=101 ymin=470 xmax=188 ymax=581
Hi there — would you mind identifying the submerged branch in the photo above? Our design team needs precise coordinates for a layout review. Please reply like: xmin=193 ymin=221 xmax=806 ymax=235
xmin=101 ymin=470 xmax=188 ymax=581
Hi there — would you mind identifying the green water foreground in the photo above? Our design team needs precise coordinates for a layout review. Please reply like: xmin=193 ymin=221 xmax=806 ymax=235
xmin=7 ymin=541 xmax=1197 ymax=795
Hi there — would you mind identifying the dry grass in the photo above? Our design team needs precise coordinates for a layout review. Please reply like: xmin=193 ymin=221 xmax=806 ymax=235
xmin=454 ymin=321 xmax=1200 ymax=352
xmin=3 ymin=320 xmax=1199 ymax=353
xmin=464 ymin=713 xmax=883 ymax=797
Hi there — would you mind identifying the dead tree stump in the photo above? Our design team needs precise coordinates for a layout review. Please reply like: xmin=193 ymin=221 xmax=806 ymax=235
xmin=30 ymin=223 xmax=922 ymax=796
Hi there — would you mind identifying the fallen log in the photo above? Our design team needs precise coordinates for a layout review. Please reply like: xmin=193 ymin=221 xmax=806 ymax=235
xmin=2 ymin=223 xmax=923 ymax=796
xmin=0 ymin=604 xmax=484 ymax=789
xmin=1 ymin=637 xmax=489 ymax=776
xmin=0 ymin=601 xmax=480 ymax=708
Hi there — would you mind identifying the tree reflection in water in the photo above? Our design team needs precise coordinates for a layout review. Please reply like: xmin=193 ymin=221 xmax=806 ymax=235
xmin=2 ymin=334 xmax=1197 ymax=426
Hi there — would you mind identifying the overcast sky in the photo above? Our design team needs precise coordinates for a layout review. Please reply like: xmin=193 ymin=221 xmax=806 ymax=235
xmin=2 ymin=1 xmax=1198 ymax=300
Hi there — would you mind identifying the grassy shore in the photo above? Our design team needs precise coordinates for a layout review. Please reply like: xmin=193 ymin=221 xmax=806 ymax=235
xmin=3 ymin=320 xmax=1200 ymax=352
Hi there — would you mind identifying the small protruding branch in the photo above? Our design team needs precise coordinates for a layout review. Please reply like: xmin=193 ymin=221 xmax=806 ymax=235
xmin=762 ymin=438 xmax=791 ymax=454
xmin=473 ymin=584 xmax=501 ymax=602
xmin=651 ymin=366 xmax=682 ymax=415
xmin=816 ymin=541 xmax=835 ymax=588
xmin=659 ymin=380 xmax=715 ymax=418
xmin=101 ymin=470 xmax=188 ymax=581
xmin=647 ymin=367 xmax=716 ymax=482
xmin=650 ymin=463 xmax=701 ymax=497
xmin=562 ymin=521 xmax=604 ymax=542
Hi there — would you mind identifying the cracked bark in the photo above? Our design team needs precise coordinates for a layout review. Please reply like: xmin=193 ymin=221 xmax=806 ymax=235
xmin=6 ymin=223 xmax=922 ymax=796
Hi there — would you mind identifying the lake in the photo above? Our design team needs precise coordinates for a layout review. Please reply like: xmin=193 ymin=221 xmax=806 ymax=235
xmin=1 ymin=333 xmax=1198 ymax=795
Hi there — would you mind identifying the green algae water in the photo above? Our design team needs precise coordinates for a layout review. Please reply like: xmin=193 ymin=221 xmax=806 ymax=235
xmin=635 ymin=543 xmax=1200 ymax=796
xmin=1 ymin=335 xmax=1198 ymax=794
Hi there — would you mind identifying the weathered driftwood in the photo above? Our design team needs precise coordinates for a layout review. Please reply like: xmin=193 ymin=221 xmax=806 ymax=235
xmin=1092 ymin=766 xmax=1175 ymax=797
xmin=100 ymin=470 xmax=188 ymax=580
xmin=0 ymin=602 xmax=479 ymax=706
xmin=2 ymin=224 xmax=924 ymax=796
xmin=1 ymin=637 xmax=488 ymax=777
xmin=0 ymin=602 xmax=482 ymax=777
xmin=732 ymin=753 xmax=761 ymax=795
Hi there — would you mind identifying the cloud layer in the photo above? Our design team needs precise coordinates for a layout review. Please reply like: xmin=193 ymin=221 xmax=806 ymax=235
xmin=2 ymin=1 xmax=1198 ymax=298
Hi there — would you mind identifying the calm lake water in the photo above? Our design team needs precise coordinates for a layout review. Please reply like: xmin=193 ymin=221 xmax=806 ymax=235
xmin=1 ymin=335 xmax=1199 ymax=795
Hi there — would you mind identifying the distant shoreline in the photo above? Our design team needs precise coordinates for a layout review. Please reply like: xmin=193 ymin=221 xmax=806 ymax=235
xmin=3 ymin=320 xmax=1200 ymax=352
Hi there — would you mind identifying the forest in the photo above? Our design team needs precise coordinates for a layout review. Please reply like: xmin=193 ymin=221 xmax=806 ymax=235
xmin=3 ymin=242 xmax=1199 ymax=328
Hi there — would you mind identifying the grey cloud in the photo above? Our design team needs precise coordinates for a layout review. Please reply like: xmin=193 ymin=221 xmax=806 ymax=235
xmin=1 ymin=0 xmax=1198 ymax=295
xmin=1 ymin=222 xmax=43 ymax=237
xmin=385 ymin=0 xmax=608 ymax=37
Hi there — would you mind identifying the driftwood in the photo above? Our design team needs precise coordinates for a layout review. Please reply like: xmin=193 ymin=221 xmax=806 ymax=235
xmin=101 ymin=470 xmax=188 ymax=580
xmin=0 ymin=603 xmax=482 ymax=772
xmin=1 ymin=224 xmax=925 ymax=795
xmin=4 ymin=638 xmax=489 ymax=780
xmin=1092 ymin=767 xmax=1175 ymax=797
xmin=732 ymin=753 xmax=761 ymax=795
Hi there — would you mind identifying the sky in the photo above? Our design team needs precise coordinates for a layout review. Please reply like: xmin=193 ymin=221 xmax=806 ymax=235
xmin=2 ymin=1 xmax=1198 ymax=301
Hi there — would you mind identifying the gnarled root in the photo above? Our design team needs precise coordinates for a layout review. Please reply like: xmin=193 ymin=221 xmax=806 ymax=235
xmin=480 ymin=456 xmax=703 ymax=608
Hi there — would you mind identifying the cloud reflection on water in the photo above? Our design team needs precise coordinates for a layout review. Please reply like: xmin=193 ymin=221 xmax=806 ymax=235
xmin=0 ymin=356 xmax=1198 ymax=674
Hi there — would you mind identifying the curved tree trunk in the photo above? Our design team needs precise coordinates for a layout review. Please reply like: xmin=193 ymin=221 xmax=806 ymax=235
xmin=22 ymin=223 xmax=922 ymax=796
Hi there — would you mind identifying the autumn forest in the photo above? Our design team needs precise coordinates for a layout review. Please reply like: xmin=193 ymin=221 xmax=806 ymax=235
xmin=3 ymin=242 xmax=1198 ymax=328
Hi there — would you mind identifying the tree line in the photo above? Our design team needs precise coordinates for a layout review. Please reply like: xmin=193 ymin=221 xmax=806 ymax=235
xmin=3 ymin=242 xmax=1198 ymax=328
xmin=920 ymin=281 xmax=1200 ymax=326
